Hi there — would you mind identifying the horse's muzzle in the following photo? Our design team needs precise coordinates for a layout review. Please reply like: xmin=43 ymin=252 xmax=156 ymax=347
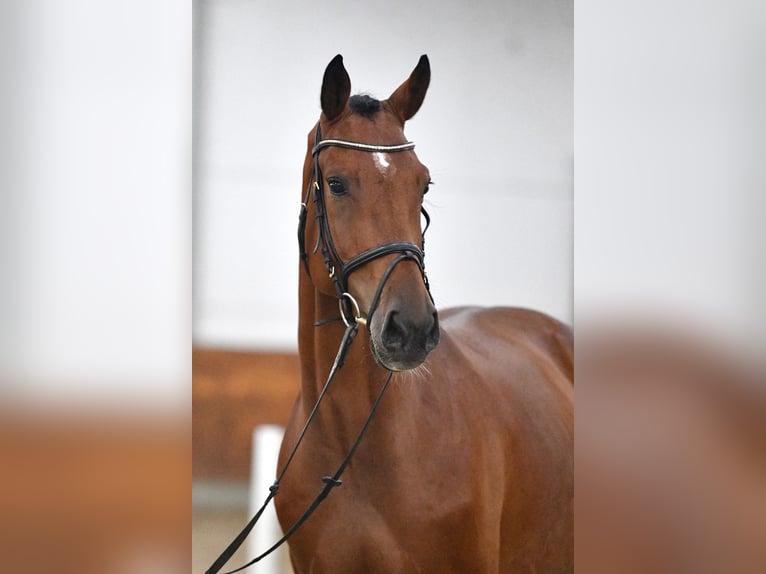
xmin=370 ymin=305 xmax=440 ymax=371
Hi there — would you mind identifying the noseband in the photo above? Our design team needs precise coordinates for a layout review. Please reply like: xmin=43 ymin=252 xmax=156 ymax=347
xmin=298 ymin=123 xmax=432 ymax=326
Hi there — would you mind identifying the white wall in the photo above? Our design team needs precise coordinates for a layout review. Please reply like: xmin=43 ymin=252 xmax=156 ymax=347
xmin=194 ymin=0 xmax=573 ymax=350
xmin=576 ymin=0 xmax=766 ymax=348
xmin=0 ymin=1 xmax=189 ymax=407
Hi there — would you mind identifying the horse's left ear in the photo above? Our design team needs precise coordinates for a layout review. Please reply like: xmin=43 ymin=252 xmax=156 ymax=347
xmin=321 ymin=54 xmax=351 ymax=122
xmin=387 ymin=55 xmax=430 ymax=123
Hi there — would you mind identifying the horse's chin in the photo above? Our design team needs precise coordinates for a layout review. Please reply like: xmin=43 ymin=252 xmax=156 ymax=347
xmin=369 ymin=332 xmax=430 ymax=372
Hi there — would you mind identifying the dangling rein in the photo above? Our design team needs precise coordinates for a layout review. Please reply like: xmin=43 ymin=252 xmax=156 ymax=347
xmin=205 ymin=127 xmax=430 ymax=574
xmin=205 ymin=319 xmax=392 ymax=574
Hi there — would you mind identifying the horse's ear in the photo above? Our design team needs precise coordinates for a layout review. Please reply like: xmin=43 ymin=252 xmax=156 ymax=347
xmin=387 ymin=55 xmax=430 ymax=123
xmin=321 ymin=54 xmax=351 ymax=122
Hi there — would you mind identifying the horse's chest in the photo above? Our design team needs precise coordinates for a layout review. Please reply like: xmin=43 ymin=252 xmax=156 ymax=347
xmin=283 ymin=452 xmax=491 ymax=574
xmin=292 ymin=493 xmax=483 ymax=574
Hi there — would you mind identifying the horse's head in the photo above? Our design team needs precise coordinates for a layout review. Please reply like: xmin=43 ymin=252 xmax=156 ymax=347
xmin=300 ymin=55 xmax=439 ymax=372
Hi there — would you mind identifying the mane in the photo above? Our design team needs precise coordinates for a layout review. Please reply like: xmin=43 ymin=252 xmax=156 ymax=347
xmin=348 ymin=94 xmax=381 ymax=118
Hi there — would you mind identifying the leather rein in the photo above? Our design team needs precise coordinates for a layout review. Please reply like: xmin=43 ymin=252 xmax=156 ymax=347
xmin=205 ymin=123 xmax=432 ymax=574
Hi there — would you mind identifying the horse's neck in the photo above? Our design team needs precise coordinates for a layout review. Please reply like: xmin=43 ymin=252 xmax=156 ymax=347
xmin=297 ymin=273 xmax=385 ymax=424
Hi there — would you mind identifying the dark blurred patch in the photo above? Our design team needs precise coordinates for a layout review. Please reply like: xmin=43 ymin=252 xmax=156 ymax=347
xmin=576 ymin=325 xmax=766 ymax=573
xmin=0 ymin=413 xmax=190 ymax=574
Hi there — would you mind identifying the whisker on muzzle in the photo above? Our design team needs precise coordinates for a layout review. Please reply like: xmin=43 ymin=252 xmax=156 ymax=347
xmin=397 ymin=361 xmax=431 ymax=383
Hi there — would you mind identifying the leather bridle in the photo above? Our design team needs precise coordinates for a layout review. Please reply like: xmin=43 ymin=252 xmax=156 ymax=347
xmin=299 ymin=123 xmax=432 ymax=326
xmin=206 ymin=123 xmax=434 ymax=574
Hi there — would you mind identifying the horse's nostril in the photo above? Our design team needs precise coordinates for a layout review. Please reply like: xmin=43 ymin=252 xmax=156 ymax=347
xmin=381 ymin=309 xmax=440 ymax=355
xmin=382 ymin=311 xmax=407 ymax=351
xmin=426 ymin=311 xmax=440 ymax=350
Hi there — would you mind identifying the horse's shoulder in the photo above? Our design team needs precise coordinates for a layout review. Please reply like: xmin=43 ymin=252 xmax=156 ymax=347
xmin=439 ymin=306 xmax=573 ymax=383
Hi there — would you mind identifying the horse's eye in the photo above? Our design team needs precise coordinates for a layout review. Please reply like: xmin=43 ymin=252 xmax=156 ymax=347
xmin=328 ymin=179 xmax=347 ymax=197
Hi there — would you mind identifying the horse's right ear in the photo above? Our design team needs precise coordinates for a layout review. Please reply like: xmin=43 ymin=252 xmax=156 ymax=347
xmin=321 ymin=54 xmax=351 ymax=122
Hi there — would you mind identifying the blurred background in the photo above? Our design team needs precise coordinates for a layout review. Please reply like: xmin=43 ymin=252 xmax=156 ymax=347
xmin=0 ymin=1 xmax=190 ymax=573
xmin=193 ymin=0 xmax=573 ymax=350
xmin=577 ymin=2 xmax=766 ymax=572
xmin=192 ymin=1 xmax=572 ymax=571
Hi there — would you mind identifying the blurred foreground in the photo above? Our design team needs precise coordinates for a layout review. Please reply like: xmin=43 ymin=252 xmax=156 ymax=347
xmin=576 ymin=322 xmax=766 ymax=573
xmin=0 ymin=412 xmax=190 ymax=573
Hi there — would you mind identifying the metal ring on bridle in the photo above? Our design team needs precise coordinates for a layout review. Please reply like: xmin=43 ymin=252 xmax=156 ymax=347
xmin=339 ymin=292 xmax=366 ymax=327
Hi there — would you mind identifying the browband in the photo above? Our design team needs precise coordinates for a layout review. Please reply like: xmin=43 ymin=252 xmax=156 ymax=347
xmin=312 ymin=139 xmax=415 ymax=155
xmin=299 ymin=124 xmax=432 ymax=324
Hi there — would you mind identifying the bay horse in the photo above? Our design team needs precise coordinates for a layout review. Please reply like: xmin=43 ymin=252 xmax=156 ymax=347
xmin=276 ymin=55 xmax=573 ymax=573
